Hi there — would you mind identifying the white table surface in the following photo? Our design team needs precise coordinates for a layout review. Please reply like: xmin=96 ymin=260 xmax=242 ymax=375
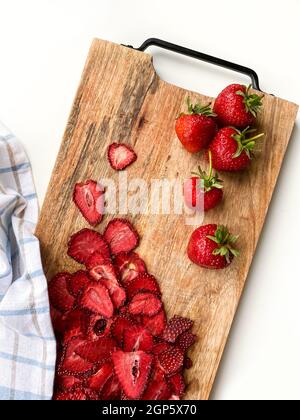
xmin=1 ymin=0 xmax=299 ymax=400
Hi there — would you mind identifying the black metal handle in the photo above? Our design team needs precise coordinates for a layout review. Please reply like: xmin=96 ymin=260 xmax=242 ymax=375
xmin=125 ymin=38 xmax=261 ymax=92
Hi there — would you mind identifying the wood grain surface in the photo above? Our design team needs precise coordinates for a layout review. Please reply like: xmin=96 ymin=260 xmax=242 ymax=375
xmin=35 ymin=39 xmax=298 ymax=400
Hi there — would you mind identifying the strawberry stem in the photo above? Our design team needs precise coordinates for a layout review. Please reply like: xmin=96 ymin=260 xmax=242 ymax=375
xmin=186 ymin=97 xmax=217 ymax=117
xmin=236 ymin=85 xmax=264 ymax=117
xmin=231 ymin=127 xmax=265 ymax=159
xmin=191 ymin=151 xmax=223 ymax=192
xmin=207 ymin=225 xmax=239 ymax=263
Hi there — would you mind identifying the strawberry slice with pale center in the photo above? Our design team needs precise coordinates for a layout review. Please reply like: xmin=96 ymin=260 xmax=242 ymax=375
xmin=126 ymin=273 xmax=161 ymax=299
xmin=61 ymin=308 xmax=90 ymax=345
xmin=108 ymin=143 xmax=137 ymax=171
xmin=79 ymin=283 xmax=114 ymax=318
xmin=112 ymin=350 xmax=153 ymax=399
xmin=114 ymin=252 xmax=147 ymax=285
xmin=59 ymin=338 xmax=93 ymax=375
xmin=87 ymin=315 xmax=113 ymax=340
xmin=73 ymin=180 xmax=105 ymax=226
xmin=142 ymin=309 xmax=167 ymax=337
xmin=68 ymin=228 xmax=110 ymax=265
xmin=75 ymin=336 xmax=117 ymax=363
xmin=48 ymin=273 xmax=75 ymax=312
xmin=104 ymin=219 xmax=139 ymax=255
xmin=123 ymin=325 xmax=154 ymax=352
xmin=129 ymin=292 xmax=162 ymax=317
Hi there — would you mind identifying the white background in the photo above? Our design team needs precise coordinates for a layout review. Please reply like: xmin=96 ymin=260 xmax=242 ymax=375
xmin=0 ymin=0 xmax=299 ymax=400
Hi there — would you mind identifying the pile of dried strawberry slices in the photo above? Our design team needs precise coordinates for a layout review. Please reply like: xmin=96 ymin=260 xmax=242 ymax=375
xmin=49 ymin=180 xmax=196 ymax=400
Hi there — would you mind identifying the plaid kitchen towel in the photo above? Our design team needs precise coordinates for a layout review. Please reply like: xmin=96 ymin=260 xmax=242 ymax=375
xmin=0 ymin=122 xmax=56 ymax=400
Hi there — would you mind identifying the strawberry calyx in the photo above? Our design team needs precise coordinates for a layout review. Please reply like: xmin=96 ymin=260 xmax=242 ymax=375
xmin=181 ymin=97 xmax=217 ymax=117
xmin=191 ymin=151 xmax=223 ymax=192
xmin=236 ymin=85 xmax=264 ymax=117
xmin=231 ymin=126 xmax=265 ymax=159
xmin=207 ymin=225 xmax=239 ymax=264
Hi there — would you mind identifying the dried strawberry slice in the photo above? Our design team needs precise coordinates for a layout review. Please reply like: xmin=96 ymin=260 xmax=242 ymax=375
xmin=86 ymin=251 xmax=111 ymax=269
xmin=142 ymin=309 xmax=167 ymax=337
xmin=176 ymin=331 xmax=197 ymax=353
xmin=142 ymin=379 xmax=172 ymax=400
xmin=158 ymin=347 xmax=184 ymax=376
xmin=59 ymin=338 xmax=93 ymax=375
xmin=73 ymin=180 xmax=105 ymax=226
xmin=55 ymin=374 xmax=81 ymax=391
xmin=62 ymin=308 xmax=90 ymax=345
xmin=163 ymin=316 xmax=194 ymax=343
xmin=49 ymin=273 xmax=75 ymax=312
xmin=123 ymin=325 xmax=154 ymax=352
xmin=167 ymin=373 xmax=185 ymax=397
xmin=108 ymin=143 xmax=137 ymax=171
xmin=67 ymin=271 xmax=90 ymax=297
xmin=87 ymin=315 xmax=113 ymax=340
xmin=53 ymin=388 xmax=87 ymax=400
xmin=129 ymin=292 xmax=162 ymax=317
xmin=79 ymin=283 xmax=114 ymax=318
xmin=75 ymin=337 xmax=117 ymax=363
xmin=50 ymin=307 xmax=67 ymax=336
xmin=152 ymin=342 xmax=173 ymax=355
xmin=88 ymin=263 xmax=126 ymax=309
xmin=100 ymin=374 xmax=122 ymax=400
xmin=126 ymin=273 xmax=161 ymax=300
xmin=104 ymin=219 xmax=139 ymax=255
xmin=86 ymin=362 xmax=114 ymax=392
xmin=111 ymin=316 xmax=135 ymax=347
xmin=112 ymin=350 xmax=153 ymax=399
xmin=68 ymin=229 xmax=110 ymax=264
xmin=114 ymin=252 xmax=147 ymax=285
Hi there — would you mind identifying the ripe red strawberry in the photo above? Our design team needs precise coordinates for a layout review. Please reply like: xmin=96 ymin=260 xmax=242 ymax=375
xmin=111 ymin=316 xmax=135 ymax=347
xmin=108 ymin=143 xmax=137 ymax=171
xmin=59 ymin=338 xmax=93 ymax=375
xmin=208 ymin=126 xmax=264 ymax=171
xmin=73 ymin=180 xmax=105 ymax=226
xmin=142 ymin=379 xmax=171 ymax=400
xmin=187 ymin=224 xmax=239 ymax=269
xmin=175 ymin=97 xmax=217 ymax=153
xmin=61 ymin=308 xmax=90 ymax=345
xmin=129 ymin=292 xmax=162 ymax=317
xmin=79 ymin=283 xmax=114 ymax=318
xmin=142 ymin=309 xmax=167 ymax=337
xmin=123 ymin=325 xmax=154 ymax=352
xmin=114 ymin=252 xmax=147 ymax=285
xmin=104 ymin=218 xmax=139 ymax=255
xmin=158 ymin=347 xmax=184 ymax=376
xmin=48 ymin=273 xmax=75 ymax=312
xmin=163 ymin=316 xmax=194 ymax=343
xmin=68 ymin=229 xmax=110 ymax=264
xmin=75 ymin=337 xmax=117 ymax=363
xmin=184 ymin=151 xmax=223 ymax=212
xmin=86 ymin=362 xmax=113 ymax=392
xmin=176 ymin=332 xmax=197 ymax=353
xmin=112 ymin=350 xmax=153 ymax=399
xmin=168 ymin=373 xmax=185 ymax=397
xmin=67 ymin=271 xmax=90 ymax=297
xmin=126 ymin=273 xmax=161 ymax=300
xmin=213 ymin=84 xmax=264 ymax=128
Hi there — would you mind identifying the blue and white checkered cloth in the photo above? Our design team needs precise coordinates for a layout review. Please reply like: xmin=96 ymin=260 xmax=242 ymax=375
xmin=0 ymin=122 xmax=56 ymax=400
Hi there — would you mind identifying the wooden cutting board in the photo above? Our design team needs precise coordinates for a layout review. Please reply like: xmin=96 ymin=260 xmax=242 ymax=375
xmin=36 ymin=38 xmax=298 ymax=400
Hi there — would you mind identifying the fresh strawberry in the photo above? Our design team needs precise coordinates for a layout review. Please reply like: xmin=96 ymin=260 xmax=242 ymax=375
xmin=55 ymin=374 xmax=81 ymax=391
xmin=87 ymin=316 xmax=113 ymax=340
xmin=176 ymin=332 xmax=197 ymax=353
xmin=167 ymin=373 xmax=185 ymax=397
xmin=75 ymin=337 xmax=117 ymax=363
xmin=68 ymin=229 xmax=110 ymax=264
xmin=67 ymin=271 xmax=90 ymax=297
xmin=208 ymin=126 xmax=264 ymax=172
xmin=108 ymin=143 xmax=137 ymax=171
xmin=213 ymin=84 xmax=264 ymax=128
xmin=88 ymin=262 xmax=126 ymax=310
xmin=163 ymin=316 xmax=194 ymax=343
xmin=86 ymin=362 xmax=114 ymax=392
xmin=114 ymin=252 xmax=147 ymax=285
xmin=48 ymin=273 xmax=75 ymax=312
xmin=53 ymin=388 xmax=87 ymax=400
xmin=142 ymin=379 xmax=171 ymax=400
xmin=62 ymin=308 xmax=90 ymax=345
xmin=104 ymin=219 xmax=139 ymax=255
xmin=175 ymin=97 xmax=217 ymax=153
xmin=73 ymin=180 xmax=105 ymax=226
xmin=184 ymin=357 xmax=193 ymax=369
xmin=158 ymin=347 xmax=184 ymax=376
xmin=101 ymin=374 xmax=122 ymax=400
xmin=111 ymin=316 xmax=135 ymax=347
xmin=86 ymin=251 xmax=112 ymax=269
xmin=187 ymin=224 xmax=239 ymax=269
xmin=59 ymin=338 xmax=93 ymax=375
xmin=129 ymin=292 xmax=162 ymax=317
xmin=126 ymin=273 xmax=161 ymax=300
xmin=142 ymin=309 xmax=167 ymax=337
xmin=79 ymin=283 xmax=114 ymax=318
xmin=123 ymin=325 xmax=154 ymax=352
xmin=184 ymin=151 xmax=224 ymax=212
xmin=112 ymin=350 xmax=153 ymax=399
